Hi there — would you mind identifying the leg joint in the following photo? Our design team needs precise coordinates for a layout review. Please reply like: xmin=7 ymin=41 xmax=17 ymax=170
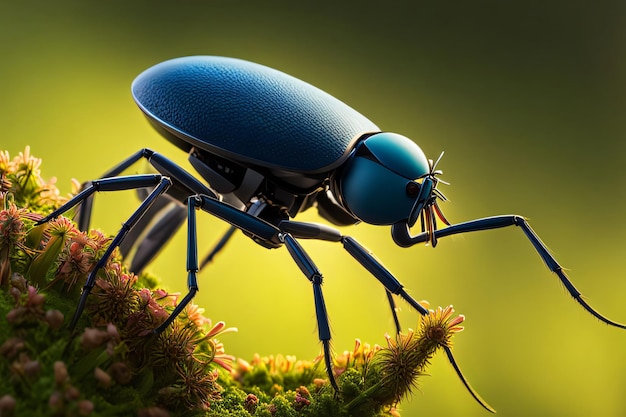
xmin=311 ymin=273 xmax=323 ymax=286
xmin=512 ymin=215 xmax=526 ymax=226
xmin=141 ymin=148 xmax=155 ymax=158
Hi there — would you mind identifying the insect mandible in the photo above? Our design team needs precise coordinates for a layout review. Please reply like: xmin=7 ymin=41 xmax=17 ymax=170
xmin=38 ymin=56 xmax=625 ymax=412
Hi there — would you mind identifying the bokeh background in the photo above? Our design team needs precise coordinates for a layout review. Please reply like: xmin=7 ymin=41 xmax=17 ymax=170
xmin=2 ymin=1 xmax=625 ymax=416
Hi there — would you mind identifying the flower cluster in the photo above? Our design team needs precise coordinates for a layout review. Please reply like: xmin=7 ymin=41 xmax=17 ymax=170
xmin=375 ymin=304 xmax=465 ymax=405
xmin=0 ymin=148 xmax=235 ymax=416
xmin=0 ymin=146 xmax=64 ymax=212
xmin=334 ymin=338 xmax=383 ymax=378
xmin=0 ymin=204 xmax=29 ymax=285
xmin=335 ymin=302 xmax=467 ymax=416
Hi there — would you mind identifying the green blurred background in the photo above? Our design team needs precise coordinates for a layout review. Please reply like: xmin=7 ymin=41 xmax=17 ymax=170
xmin=2 ymin=1 xmax=625 ymax=415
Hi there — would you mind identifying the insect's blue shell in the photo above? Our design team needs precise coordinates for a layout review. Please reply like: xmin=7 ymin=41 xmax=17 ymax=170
xmin=132 ymin=56 xmax=379 ymax=174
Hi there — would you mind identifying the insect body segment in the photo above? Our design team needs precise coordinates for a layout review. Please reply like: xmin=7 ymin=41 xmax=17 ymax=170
xmin=37 ymin=56 xmax=625 ymax=413
xmin=339 ymin=132 xmax=432 ymax=225
xmin=131 ymin=56 xmax=379 ymax=174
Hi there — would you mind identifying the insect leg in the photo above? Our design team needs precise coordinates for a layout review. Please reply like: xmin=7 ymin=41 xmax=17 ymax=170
xmin=40 ymin=151 xmax=229 ymax=331
xmin=119 ymin=151 xmax=219 ymax=273
xmin=277 ymin=219 xmax=493 ymax=408
xmin=126 ymin=202 xmax=187 ymax=273
xmin=385 ymin=289 xmax=402 ymax=335
xmin=147 ymin=195 xmax=281 ymax=334
xmin=194 ymin=195 xmax=281 ymax=244
xmin=280 ymin=232 xmax=337 ymax=391
xmin=279 ymin=220 xmax=492 ymax=409
xmin=153 ymin=196 xmax=201 ymax=333
xmin=341 ymin=235 xmax=495 ymax=413
xmin=77 ymin=149 xmax=220 ymax=274
xmin=76 ymin=149 xmax=150 ymax=231
xmin=118 ymin=190 xmax=180 ymax=259
xmin=156 ymin=196 xmax=338 ymax=386
xmin=392 ymin=215 xmax=626 ymax=329
xmin=38 ymin=174 xmax=173 ymax=330
xmin=278 ymin=222 xmax=401 ymax=331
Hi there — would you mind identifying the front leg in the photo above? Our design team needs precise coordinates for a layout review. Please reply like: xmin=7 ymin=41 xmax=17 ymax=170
xmin=392 ymin=215 xmax=626 ymax=329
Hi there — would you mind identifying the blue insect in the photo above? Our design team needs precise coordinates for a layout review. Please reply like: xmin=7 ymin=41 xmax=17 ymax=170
xmin=38 ymin=56 xmax=625 ymax=412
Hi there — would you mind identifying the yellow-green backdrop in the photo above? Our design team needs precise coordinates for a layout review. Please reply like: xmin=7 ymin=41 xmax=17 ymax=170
xmin=2 ymin=2 xmax=625 ymax=416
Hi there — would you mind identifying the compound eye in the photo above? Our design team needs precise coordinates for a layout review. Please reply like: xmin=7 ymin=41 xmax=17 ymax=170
xmin=406 ymin=181 xmax=420 ymax=197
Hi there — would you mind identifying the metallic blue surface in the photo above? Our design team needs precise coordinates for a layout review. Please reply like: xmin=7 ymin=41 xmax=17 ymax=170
xmin=339 ymin=132 xmax=432 ymax=225
xmin=132 ymin=56 xmax=379 ymax=173
xmin=360 ymin=132 xmax=430 ymax=179
xmin=341 ymin=156 xmax=417 ymax=225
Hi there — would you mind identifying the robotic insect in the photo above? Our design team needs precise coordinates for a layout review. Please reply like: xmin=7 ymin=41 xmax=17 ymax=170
xmin=38 ymin=56 xmax=625 ymax=412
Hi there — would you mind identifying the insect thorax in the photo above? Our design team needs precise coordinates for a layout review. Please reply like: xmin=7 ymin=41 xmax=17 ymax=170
xmin=187 ymin=147 xmax=357 ymax=246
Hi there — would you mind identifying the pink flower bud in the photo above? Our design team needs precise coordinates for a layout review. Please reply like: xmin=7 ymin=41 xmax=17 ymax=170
xmin=80 ymin=328 xmax=110 ymax=350
xmin=0 ymin=394 xmax=16 ymax=413
xmin=78 ymin=400 xmax=94 ymax=416
xmin=54 ymin=361 xmax=68 ymax=385
xmin=45 ymin=309 xmax=64 ymax=330
xmin=94 ymin=367 xmax=111 ymax=388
